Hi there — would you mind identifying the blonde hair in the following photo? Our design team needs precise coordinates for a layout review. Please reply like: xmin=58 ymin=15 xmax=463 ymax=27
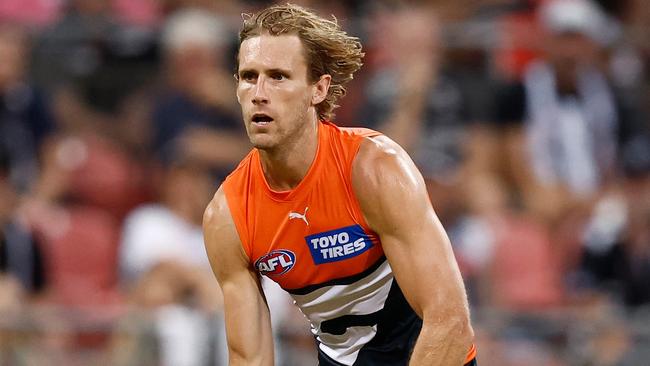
xmin=239 ymin=3 xmax=364 ymax=120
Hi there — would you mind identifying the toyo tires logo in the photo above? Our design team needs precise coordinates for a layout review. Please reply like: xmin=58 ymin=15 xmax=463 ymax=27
xmin=305 ymin=225 xmax=373 ymax=264
xmin=254 ymin=250 xmax=296 ymax=276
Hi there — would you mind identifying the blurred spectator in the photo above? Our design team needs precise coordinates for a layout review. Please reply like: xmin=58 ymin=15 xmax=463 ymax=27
xmin=119 ymin=157 xmax=214 ymax=284
xmin=26 ymin=87 xmax=151 ymax=220
xmin=0 ymin=0 xmax=161 ymax=29
xmin=0 ymin=24 xmax=55 ymax=192
xmin=152 ymin=8 xmax=249 ymax=180
xmin=492 ymin=0 xmax=644 ymax=221
xmin=159 ymin=0 xmax=244 ymax=18
xmin=34 ymin=204 xmax=121 ymax=308
xmin=357 ymin=5 xmax=492 ymax=222
xmin=31 ymin=0 xmax=119 ymax=90
xmin=491 ymin=3 xmax=540 ymax=82
xmin=0 ymin=274 xmax=25 ymax=313
xmin=117 ymin=130 xmax=293 ymax=366
xmin=31 ymin=0 xmax=158 ymax=106
xmin=0 ymin=147 xmax=46 ymax=294
xmin=114 ymin=153 xmax=220 ymax=363
xmin=112 ymin=0 xmax=161 ymax=27
xmin=576 ymin=178 xmax=650 ymax=307
xmin=115 ymin=261 xmax=222 ymax=366
xmin=0 ymin=0 xmax=61 ymax=28
xmin=0 ymin=274 xmax=28 ymax=365
xmin=17 ymin=87 xmax=148 ymax=307
xmin=113 ymin=88 xmax=156 ymax=160
xmin=453 ymin=174 xmax=564 ymax=310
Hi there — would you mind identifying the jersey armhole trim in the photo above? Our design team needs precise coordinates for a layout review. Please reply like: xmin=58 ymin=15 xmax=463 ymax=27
xmin=222 ymin=184 xmax=254 ymax=264
xmin=346 ymin=133 xmax=381 ymax=234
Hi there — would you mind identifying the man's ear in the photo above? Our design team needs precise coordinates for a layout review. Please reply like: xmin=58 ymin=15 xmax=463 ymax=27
xmin=312 ymin=74 xmax=331 ymax=105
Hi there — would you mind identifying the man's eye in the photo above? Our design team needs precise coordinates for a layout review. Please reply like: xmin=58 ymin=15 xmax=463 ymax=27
xmin=241 ymin=72 xmax=256 ymax=81
xmin=271 ymin=73 xmax=286 ymax=81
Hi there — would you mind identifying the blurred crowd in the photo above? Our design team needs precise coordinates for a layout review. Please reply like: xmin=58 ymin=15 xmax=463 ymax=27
xmin=1 ymin=0 xmax=649 ymax=365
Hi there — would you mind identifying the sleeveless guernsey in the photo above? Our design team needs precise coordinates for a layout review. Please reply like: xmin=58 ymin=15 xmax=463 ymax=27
xmin=222 ymin=121 xmax=476 ymax=365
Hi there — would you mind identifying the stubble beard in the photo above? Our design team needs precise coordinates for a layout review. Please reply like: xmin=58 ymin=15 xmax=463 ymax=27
xmin=250 ymin=101 xmax=313 ymax=155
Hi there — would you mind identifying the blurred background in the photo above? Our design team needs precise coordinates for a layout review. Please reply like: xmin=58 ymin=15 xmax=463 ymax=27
xmin=0 ymin=0 xmax=649 ymax=365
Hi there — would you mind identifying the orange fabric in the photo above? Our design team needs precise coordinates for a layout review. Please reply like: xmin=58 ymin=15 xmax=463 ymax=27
xmin=465 ymin=343 xmax=477 ymax=364
xmin=222 ymin=121 xmax=384 ymax=290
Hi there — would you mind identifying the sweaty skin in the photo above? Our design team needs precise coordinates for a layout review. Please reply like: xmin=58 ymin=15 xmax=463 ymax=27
xmin=204 ymin=187 xmax=274 ymax=365
xmin=203 ymin=32 xmax=473 ymax=365
xmin=352 ymin=136 xmax=473 ymax=365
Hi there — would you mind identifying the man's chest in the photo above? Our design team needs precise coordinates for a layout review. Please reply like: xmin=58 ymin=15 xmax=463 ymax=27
xmin=246 ymin=195 xmax=383 ymax=291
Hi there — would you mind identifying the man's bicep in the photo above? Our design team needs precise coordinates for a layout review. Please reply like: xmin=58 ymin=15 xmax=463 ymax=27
xmin=352 ymin=137 xmax=469 ymax=318
xmin=352 ymin=136 xmax=438 ymax=239
xmin=375 ymin=216 xmax=469 ymax=319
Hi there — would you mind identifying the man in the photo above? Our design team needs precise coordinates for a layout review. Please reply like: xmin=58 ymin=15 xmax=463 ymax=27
xmin=493 ymin=0 xmax=629 ymax=221
xmin=203 ymin=4 xmax=476 ymax=365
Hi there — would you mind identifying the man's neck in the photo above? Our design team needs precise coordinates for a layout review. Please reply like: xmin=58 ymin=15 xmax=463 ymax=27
xmin=259 ymin=120 xmax=320 ymax=191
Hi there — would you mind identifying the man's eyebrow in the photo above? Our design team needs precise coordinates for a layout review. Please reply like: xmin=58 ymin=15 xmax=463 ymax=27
xmin=237 ymin=68 xmax=257 ymax=75
xmin=236 ymin=68 xmax=293 ymax=78
xmin=266 ymin=68 xmax=291 ymax=75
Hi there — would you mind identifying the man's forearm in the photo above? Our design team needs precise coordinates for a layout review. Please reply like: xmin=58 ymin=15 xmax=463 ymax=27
xmin=229 ymin=349 xmax=274 ymax=366
xmin=409 ymin=316 xmax=473 ymax=366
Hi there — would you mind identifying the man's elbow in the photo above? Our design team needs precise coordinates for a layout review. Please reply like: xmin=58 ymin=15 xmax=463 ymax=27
xmin=423 ymin=309 xmax=474 ymax=348
xmin=457 ymin=315 xmax=474 ymax=347
xmin=229 ymin=350 xmax=274 ymax=366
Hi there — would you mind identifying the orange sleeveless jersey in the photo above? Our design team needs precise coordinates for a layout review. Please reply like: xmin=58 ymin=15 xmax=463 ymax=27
xmin=222 ymin=121 xmax=476 ymax=365
xmin=223 ymin=121 xmax=384 ymax=291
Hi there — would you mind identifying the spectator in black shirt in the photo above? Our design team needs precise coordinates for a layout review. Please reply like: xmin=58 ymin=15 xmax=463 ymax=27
xmin=0 ymin=146 xmax=46 ymax=294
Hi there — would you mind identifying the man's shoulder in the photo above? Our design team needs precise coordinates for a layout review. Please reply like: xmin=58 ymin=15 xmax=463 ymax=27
xmin=203 ymin=185 xmax=251 ymax=268
xmin=350 ymin=134 xmax=417 ymax=194
xmin=354 ymin=134 xmax=405 ymax=168
xmin=351 ymin=134 xmax=429 ymax=236
xmin=203 ymin=186 xmax=241 ymax=246
xmin=204 ymin=186 xmax=230 ymax=226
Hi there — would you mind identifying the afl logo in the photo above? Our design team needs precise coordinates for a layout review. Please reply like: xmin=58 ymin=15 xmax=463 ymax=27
xmin=254 ymin=250 xmax=296 ymax=276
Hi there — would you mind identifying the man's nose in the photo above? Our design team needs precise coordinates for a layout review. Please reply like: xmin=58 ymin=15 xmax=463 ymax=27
xmin=252 ymin=76 xmax=269 ymax=104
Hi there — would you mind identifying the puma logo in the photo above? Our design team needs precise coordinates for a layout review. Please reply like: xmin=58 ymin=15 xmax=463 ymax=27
xmin=288 ymin=207 xmax=309 ymax=226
